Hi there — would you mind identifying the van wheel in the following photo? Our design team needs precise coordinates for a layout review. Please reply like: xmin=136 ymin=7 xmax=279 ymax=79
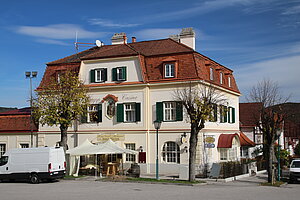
xmin=30 ymin=174 xmax=40 ymax=184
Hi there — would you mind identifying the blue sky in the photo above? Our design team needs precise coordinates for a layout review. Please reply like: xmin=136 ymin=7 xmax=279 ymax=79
xmin=1 ymin=0 xmax=299 ymax=108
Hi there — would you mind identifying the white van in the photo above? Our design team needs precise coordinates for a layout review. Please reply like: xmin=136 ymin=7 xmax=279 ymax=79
xmin=0 ymin=147 xmax=66 ymax=183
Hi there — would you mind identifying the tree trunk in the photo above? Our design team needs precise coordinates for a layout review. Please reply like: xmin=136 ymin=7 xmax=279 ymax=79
xmin=60 ymin=124 xmax=68 ymax=152
xmin=268 ymin=144 xmax=275 ymax=183
xmin=189 ymin=126 xmax=198 ymax=181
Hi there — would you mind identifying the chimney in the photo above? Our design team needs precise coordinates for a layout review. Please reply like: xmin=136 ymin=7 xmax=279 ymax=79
xmin=169 ymin=34 xmax=180 ymax=42
xmin=132 ymin=37 xmax=136 ymax=43
xmin=179 ymin=28 xmax=195 ymax=50
xmin=111 ymin=33 xmax=127 ymax=45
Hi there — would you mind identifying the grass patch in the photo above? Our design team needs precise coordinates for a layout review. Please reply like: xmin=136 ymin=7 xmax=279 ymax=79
xmin=126 ymin=177 xmax=205 ymax=184
xmin=260 ymin=181 xmax=286 ymax=187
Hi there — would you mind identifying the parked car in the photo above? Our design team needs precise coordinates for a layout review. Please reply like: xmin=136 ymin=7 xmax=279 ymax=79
xmin=0 ymin=147 xmax=66 ymax=184
xmin=289 ymin=159 xmax=300 ymax=183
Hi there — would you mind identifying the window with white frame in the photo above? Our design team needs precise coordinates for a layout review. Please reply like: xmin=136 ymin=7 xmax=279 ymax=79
xmin=164 ymin=63 xmax=175 ymax=78
xmin=210 ymin=67 xmax=214 ymax=80
xmin=117 ymin=67 xmax=126 ymax=81
xmin=220 ymin=148 xmax=227 ymax=160
xmin=228 ymin=76 xmax=232 ymax=87
xmin=95 ymin=68 xmax=106 ymax=82
xmin=124 ymin=103 xmax=136 ymax=122
xmin=0 ymin=144 xmax=6 ymax=158
xmin=162 ymin=142 xmax=180 ymax=163
xmin=125 ymin=143 xmax=136 ymax=162
xmin=219 ymin=137 xmax=239 ymax=161
xmin=20 ymin=143 xmax=29 ymax=148
xmin=164 ymin=102 xmax=176 ymax=121
xmin=88 ymin=104 xmax=99 ymax=123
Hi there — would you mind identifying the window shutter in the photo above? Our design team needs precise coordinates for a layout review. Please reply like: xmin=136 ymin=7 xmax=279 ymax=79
xmin=231 ymin=107 xmax=235 ymax=123
xmin=176 ymin=102 xmax=183 ymax=121
xmin=224 ymin=106 xmax=228 ymax=123
xmin=156 ymin=102 xmax=163 ymax=122
xmin=102 ymin=69 xmax=107 ymax=81
xmin=99 ymin=104 xmax=103 ymax=122
xmin=117 ymin=104 xmax=124 ymax=122
xmin=227 ymin=107 xmax=231 ymax=123
xmin=90 ymin=69 xmax=95 ymax=83
xmin=135 ymin=103 xmax=141 ymax=122
xmin=122 ymin=67 xmax=127 ymax=81
xmin=213 ymin=104 xmax=218 ymax=122
xmin=112 ymin=68 xmax=117 ymax=81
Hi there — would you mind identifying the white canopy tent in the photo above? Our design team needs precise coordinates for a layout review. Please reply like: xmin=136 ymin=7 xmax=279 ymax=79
xmin=67 ymin=139 xmax=137 ymax=176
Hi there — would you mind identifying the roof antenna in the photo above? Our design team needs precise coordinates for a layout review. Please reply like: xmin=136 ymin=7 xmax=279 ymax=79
xmin=74 ymin=31 xmax=104 ymax=52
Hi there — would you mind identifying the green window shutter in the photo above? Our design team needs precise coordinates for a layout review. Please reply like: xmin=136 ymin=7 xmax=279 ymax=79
xmin=112 ymin=68 xmax=117 ymax=81
xmin=122 ymin=67 xmax=127 ymax=81
xmin=231 ymin=107 xmax=235 ymax=123
xmin=99 ymin=104 xmax=103 ymax=122
xmin=102 ymin=69 xmax=107 ymax=81
xmin=135 ymin=103 xmax=141 ymax=122
xmin=213 ymin=104 xmax=218 ymax=122
xmin=227 ymin=107 xmax=231 ymax=123
xmin=224 ymin=106 xmax=228 ymax=123
xmin=117 ymin=103 xmax=124 ymax=122
xmin=176 ymin=102 xmax=183 ymax=121
xmin=156 ymin=102 xmax=163 ymax=122
xmin=80 ymin=106 xmax=88 ymax=123
xmin=90 ymin=69 xmax=95 ymax=83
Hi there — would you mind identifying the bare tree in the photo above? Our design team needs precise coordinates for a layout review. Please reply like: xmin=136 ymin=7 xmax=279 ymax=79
xmin=174 ymin=82 xmax=226 ymax=181
xmin=247 ymin=79 xmax=289 ymax=184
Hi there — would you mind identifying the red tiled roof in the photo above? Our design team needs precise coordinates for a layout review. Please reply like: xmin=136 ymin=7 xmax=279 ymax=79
xmin=0 ymin=107 xmax=31 ymax=116
xmin=239 ymin=131 xmax=255 ymax=147
xmin=39 ymin=38 xmax=240 ymax=93
xmin=239 ymin=103 xmax=262 ymax=127
xmin=0 ymin=115 xmax=38 ymax=132
xmin=217 ymin=133 xmax=239 ymax=148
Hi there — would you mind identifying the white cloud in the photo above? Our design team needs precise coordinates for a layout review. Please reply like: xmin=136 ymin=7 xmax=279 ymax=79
xmin=35 ymin=38 xmax=69 ymax=46
xmin=235 ymin=55 xmax=300 ymax=102
xmin=88 ymin=18 xmax=140 ymax=28
xmin=15 ymin=24 xmax=106 ymax=40
xmin=282 ymin=4 xmax=300 ymax=15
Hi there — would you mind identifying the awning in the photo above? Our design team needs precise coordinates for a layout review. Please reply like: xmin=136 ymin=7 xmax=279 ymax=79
xmin=240 ymin=131 xmax=255 ymax=147
xmin=217 ymin=133 xmax=239 ymax=148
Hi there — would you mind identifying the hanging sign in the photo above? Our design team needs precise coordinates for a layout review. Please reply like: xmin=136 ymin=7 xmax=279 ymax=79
xmin=204 ymin=135 xmax=215 ymax=148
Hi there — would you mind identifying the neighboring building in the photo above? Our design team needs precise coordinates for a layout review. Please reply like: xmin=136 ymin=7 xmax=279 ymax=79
xmin=0 ymin=107 xmax=38 ymax=157
xmin=239 ymin=103 xmax=262 ymax=158
xmin=37 ymin=28 xmax=241 ymax=175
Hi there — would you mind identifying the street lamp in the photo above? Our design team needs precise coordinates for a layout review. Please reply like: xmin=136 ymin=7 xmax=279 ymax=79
xmin=154 ymin=120 xmax=162 ymax=180
xmin=25 ymin=71 xmax=37 ymax=147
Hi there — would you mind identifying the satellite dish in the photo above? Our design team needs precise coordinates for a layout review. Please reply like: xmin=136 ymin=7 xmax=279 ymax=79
xmin=95 ymin=40 xmax=103 ymax=47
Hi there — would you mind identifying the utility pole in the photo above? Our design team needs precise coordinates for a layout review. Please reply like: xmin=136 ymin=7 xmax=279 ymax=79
xmin=25 ymin=71 xmax=37 ymax=147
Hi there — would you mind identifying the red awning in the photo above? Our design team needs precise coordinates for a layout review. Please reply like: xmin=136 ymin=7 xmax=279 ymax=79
xmin=217 ymin=133 xmax=239 ymax=148
xmin=239 ymin=131 xmax=255 ymax=147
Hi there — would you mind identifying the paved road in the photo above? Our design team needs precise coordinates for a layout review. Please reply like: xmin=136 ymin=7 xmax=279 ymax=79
xmin=0 ymin=173 xmax=299 ymax=200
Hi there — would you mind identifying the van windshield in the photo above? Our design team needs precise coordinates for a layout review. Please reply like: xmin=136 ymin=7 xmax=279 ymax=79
xmin=291 ymin=161 xmax=300 ymax=168
xmin=0 ymin=156 xmax=8 ymax=166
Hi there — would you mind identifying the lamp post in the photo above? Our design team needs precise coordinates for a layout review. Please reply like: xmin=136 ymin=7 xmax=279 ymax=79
xmin=25 ymin=71 xmax=37 ymax=147
xmin=154 ymin=120 xmax=162 ymax=180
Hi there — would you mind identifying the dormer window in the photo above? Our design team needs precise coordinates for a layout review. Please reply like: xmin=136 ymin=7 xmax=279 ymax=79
xmin=228 ymin=76 xmax=232 ymax=87
xmin=220 ymin=72 xmax=223 ymax=84
xmin=164 ymin=63 xmax=175 ymax=78
xmin=210 ymin=67 xmax=214 ymax=81
xmin=112 ymin=66 xmax=127 ymax=81
xmin=90 ymin=68 xmax=107 ymax=83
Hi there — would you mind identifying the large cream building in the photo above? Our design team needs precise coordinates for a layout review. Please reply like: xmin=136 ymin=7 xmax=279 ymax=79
xmin=25 ymin=28 xmax=241 ymax=175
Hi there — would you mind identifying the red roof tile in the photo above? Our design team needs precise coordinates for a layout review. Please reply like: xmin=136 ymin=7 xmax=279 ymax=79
xmin=0 ymin=115 xmax=38 ymax=132
xmin=240 ymin=131 xmax=255 ymax=147
xmin=0 ymin=107 xmax=31 ymax=116
xmin=239 ymin=103 xmax=262 ymax=127
xmin=217 ymin=133 xmax=239 ymax=148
